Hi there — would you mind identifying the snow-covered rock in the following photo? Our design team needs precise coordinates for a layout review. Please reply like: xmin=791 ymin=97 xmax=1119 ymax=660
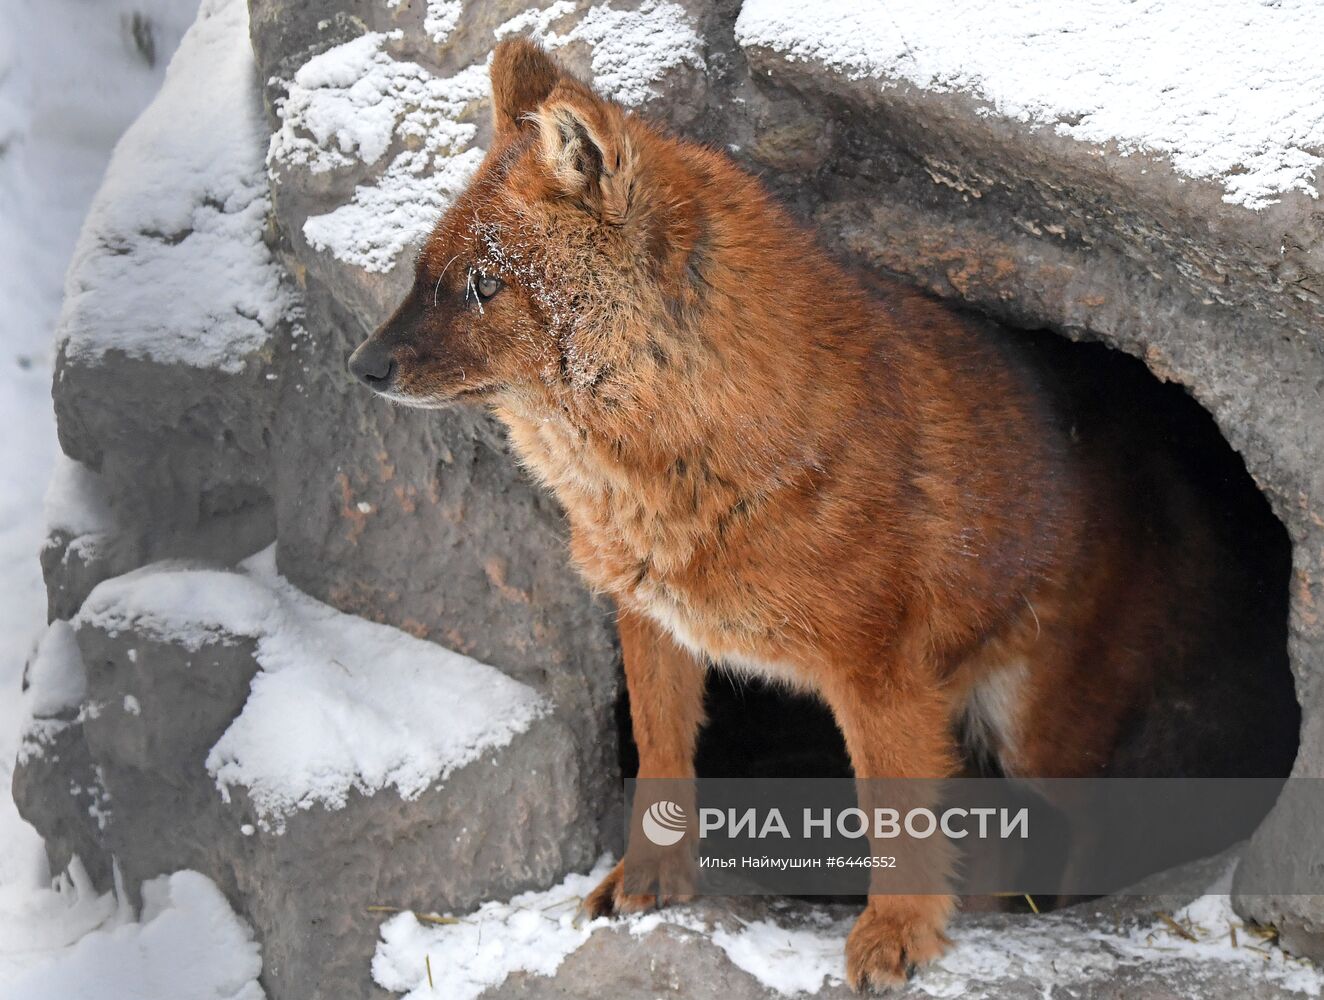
xmin=24 ymin=6 xmax=627 ymax=998
xmin=52 ymin=0 xmax=294 ymax=589
xmin=370 ymin=858 xmax=1324 ymax=1000
xmin=736 ymin=0 xmax=1324 ymax=211
xmin=21 ymin=549 xmax=599 ymax=1000
xmin=77 ymin=545 xmax=550 ymax=831
xmin=58 ymin=0 xmax=289 ymax=375
xmin=40 ymin=456 xmax=135 ymax=621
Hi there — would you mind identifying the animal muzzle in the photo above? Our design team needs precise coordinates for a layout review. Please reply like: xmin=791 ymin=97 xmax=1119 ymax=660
xmin=348 ymin=338 xmax=397 ymax=391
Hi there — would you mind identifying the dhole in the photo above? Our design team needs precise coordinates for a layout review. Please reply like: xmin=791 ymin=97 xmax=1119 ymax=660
xmin=349 ymin=39 xmax=1297 ymax=988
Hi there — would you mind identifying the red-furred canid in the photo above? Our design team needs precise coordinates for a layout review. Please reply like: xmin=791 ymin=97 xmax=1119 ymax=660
xmin=349 ymin=39 xmax=1296 ymax=988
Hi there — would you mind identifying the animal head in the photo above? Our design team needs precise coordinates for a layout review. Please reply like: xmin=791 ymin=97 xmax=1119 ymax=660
xmin=348 ymin=38 xmax=716 ymax=415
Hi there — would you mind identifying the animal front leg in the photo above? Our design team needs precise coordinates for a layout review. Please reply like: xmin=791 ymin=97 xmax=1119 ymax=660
xmin=818 ymin=661 xmax=959 ymax=990
xmin=583 ymin=607 xmax=706 ymax=917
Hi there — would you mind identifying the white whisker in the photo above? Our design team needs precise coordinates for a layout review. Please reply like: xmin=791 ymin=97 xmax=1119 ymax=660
xmin=466 ymin=268 xmax=485 ymax=315
xmin=434 ymin=254 xmax=460 ymax=306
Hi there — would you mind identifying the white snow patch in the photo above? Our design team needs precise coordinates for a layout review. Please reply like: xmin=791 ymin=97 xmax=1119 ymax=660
xmin=42 ymin=455 xmax=117 ymax=567
xmin=23 ymin=622 xmax=87 ymax=720
xmin=15 ymin=621 xmax=88 ymax=766
xmin=372 ymin=858 xmax=616 ymax=1000
xmin=915 ymin=865 xmax=1324 ymax=998
xmin=543 ymin=0 xmax=705 ymax=107
xmin=76 ymin=546 xmax=549 ymax=830
xmin=375 ymin=860 xmax=1324 ymax=999
xmin=710 ymin=917 xmax=847 ymax=994
xmin=493 ymin=1 xmax=578 ymax=42
xmin=269 ymin=31 xmax=489 ymax=272
xmin=0 ymin=869 xmax=264 ymax=1000
xmin=78 ymin=766 xmax=114 ymax=833
xmin=1098 ymin=867 xmax=1324 ymax=997
xmin=0 ymin=859 xmax=126 ymax=985
xmin=735 ymin=0 xmax=1324 ymax=209
xmin=43 ymin=456 xmax=114 ymax=540
xmin=57 ymin=0 xmax=291 ymax=373
xmin=273 ymin=1 xmax=702 ymax=272
xmin=423 ymin=0 xmax=463 ymax=44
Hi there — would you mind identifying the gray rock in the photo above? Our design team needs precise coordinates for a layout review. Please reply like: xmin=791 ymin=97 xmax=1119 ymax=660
xmin=41 ymin=529 xmax=135 ymax=625
xmin=54 ymin=347 xmax=281 ymax=570
xmin=18 ymin=572 xmax=598 ymax=1000
xmin=248 ymin=0 xmax=628 ymax=853
xmin=49 ymin=0 xmax=295 ymax=577
xmin=266 ymin=271 xmax=620 ymax=824
xmin=11 ymin=718 xmax=112 ymax=891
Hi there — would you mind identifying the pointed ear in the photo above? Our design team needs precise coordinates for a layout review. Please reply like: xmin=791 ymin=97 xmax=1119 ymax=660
xmin=535 ymin=84 xmax=638 ymax=225
xmin=490 ymin=38 xmax=561 ymax=135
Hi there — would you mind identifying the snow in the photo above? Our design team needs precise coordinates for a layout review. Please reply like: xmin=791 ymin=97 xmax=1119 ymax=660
xmin=269 ymin=31 xmax=489 ymax=272
xmin=424 ymin=0 xmax=463 ymax=45
xmin=1 ymin=870 xmax=264 ymax=1000
xmin=42 ymin=455 xmax=117 ymax=569
xmin=372 ymin=858 xmax=617 ymax=1000
xmin=493 ymin=1 xmax=579 ymax=42
xmin=493 ymin=1 xmax=704 ymax=107
xmin=14 ymin=622 xmax=89 ymax=767
xmin=918 ymin=866 xmax=1324 ymax=999
xmin=43 ymin=456 xmax=114 ymax=540
xmin=0 ymin=860 xmax=125 ymax=985
xmin=275 ymin=0 xmax=704 ymax=274
xmin=1 ymin=8 xmax=269 ymax=990
xmin=77 ymin=546 xmax=549 ymax=830
xmin=374 ymin=860 xmax=1324 ymax=999
xmin=709 ymin=917 xmax=848 ymax=995
xmin=20 ymin=622 xmax=86 ymax=726
xmin=735 ymin=0 xmax=1324 ymax=210
xmin=542 ymin=0 xmax=705 ymax=108
xmin=57 ymin=0 xmax=292 ymax=374
xmin=0 ymin=0 xmax=203 ymax=987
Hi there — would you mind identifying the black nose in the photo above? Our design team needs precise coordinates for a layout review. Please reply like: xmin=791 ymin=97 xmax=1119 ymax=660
xmin=348 ymin=341 xmax=397 ymax=389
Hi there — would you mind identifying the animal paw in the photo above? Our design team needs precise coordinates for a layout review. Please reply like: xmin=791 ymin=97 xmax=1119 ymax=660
xmin=580 ymin=854 xmax=694 ymax=919
xmin=845 ymin=896 xmax=952 ymax=992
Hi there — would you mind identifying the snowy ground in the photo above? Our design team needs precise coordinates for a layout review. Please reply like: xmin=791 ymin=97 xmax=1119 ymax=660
xmin=0 ymin=0 xmax=265 ymax=995
xmin=372 ymin=859 xmax=1324 ymax=999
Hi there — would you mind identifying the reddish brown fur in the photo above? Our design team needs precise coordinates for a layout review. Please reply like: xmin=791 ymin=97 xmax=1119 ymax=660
xmin=349 ymin=40 xmax=1295 ymax=988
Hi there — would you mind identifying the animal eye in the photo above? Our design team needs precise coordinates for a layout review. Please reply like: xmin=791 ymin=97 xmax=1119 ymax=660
xmin=476 ymin=273 xmax=501 ymax=300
